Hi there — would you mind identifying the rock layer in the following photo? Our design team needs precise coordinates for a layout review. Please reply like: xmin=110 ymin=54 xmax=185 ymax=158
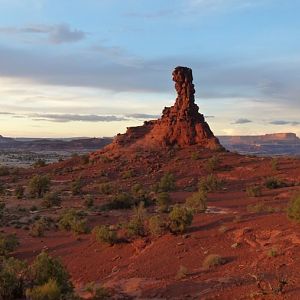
xmin=109 ymin=66 xmax=222 ymax=150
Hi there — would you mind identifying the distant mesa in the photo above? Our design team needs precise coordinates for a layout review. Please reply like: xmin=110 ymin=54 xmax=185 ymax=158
xmin=106 ymin=66 xmax=222 ymax=151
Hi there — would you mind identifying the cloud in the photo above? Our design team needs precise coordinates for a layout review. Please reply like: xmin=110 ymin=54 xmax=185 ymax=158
xmin=49 ymin=24 xmax=86 ymax=44
xmin=30 ymin=114 xmax=127 ymax=123
xmin=0 ymin=43 xmax=300 ymax=111
xmin=29 ymin=113 xmax=165 ymax=123
xmin=270 ymin=120 xmax=300 ymax=126
xmin=187 ymin=0 xmax=269 ymax=12
xmin=0 ymin=23 xmax=86 ymax=44
xmin=0 ymin=112 xmax=15 ymax=115
xmin=233 ymin=118 xmax=252 ymax=124
xmin=126 ymin=113 xmax=160 ymax=119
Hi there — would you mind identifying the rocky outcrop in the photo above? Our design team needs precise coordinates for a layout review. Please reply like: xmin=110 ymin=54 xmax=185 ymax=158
xmin=108 ymin=66 xmax=222 ymax=150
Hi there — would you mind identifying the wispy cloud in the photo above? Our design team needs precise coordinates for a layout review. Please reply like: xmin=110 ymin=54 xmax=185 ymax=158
xmin=125 ymin=113 xmax=160 ymax=119
xmin=233 ymin=118 xmax=252 ymax=124
xmin=187 ymin=0 xmax=269 ymax=12
xmin=270 ymin=120 xmax=300 ymax=126
xmin=0 ymin=23 xmax=86 ymax=44
xmin=30 ymin=114 xmax=127 ymax=123
xmin=0 ymin=112 xmax=15 ymax=115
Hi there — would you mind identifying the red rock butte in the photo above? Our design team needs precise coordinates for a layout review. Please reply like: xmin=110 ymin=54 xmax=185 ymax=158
xmin=106 ymin=66 xmax=222 ymax=151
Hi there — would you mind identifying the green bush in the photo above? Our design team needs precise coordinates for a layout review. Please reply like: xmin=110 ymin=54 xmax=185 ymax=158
xmin=0 ymin=233 xmax=19 ymax=256
xmin=198 ymin=174 xmax=222 ymax=193
xmin=30 ymin=219 xmax=47 ymax=237
xmin=148 ymin=215 xmax=165 ymax=237
xmin=29 ymin=175 xmax=51 ymax=198
xmin=99 ymin=183 xmax=113 ymax=195
xmin=81 ymin=154 xmax=90 ymax=165
xmin=29 ymin=251 xmax=73 ymax=294
xmin=168 ymin=205 xmax=193 ymax=234
xmin=287 ymin=194 xmax=300 ymax=222
xmin=271 ymin=158 xmax=278 ymax=171
xmin=84 ymin=195 xmax=94 ymax=208
xmin=191 ymin=152 xmax=200 ymax=160
xmin=185 ymin=190 xmax=207 ymax=212
xmin=204 ymin=155 xmax=220 ymax=172
xmin=265 ymin=177 xmax=287 ymax=189
xmin=126 ymin=203 xmax=146 ymax=237
xmin=15 ymin=185 xmax=25 ymax=199
xmin=0 ymin=256 xmax=27 ymax=300
xmin=71 ymin=178 xmax=84 ymax=195
xmin=92 ymin=225 xmax=117 ymax=245
xmin=107 ymin=193 xmax=133 ymax=210
xmin=202 ymin=254 xmax=225 ymax=269
xmin=247 ymin=202 xmax=276 ymax=214
xmin=0 ymin=202 xmax=5 ymax=220
xmin=26 ymin=279 xmax=61 ymax=300
xmin=58 ymin=209 xmax=89 ymax=234
xmin=33 ymin=159 xmax=46 ymax=168
xmin=246 ymin=185 xmax=262 ymax=197
xmin=156 ymin=192 xmax=171 ymax=212
xmin=0 ymin=165 xmax=9 ymax=176
xmin=84 ymin=282 xmax=110 ymax=300
xmin=157 ymin=173 xmax=176 ymax=192
xmin=42 ymin=192 xmax=62 ymax=208
xmin=122 ymin=169 xmax=135 ymax=179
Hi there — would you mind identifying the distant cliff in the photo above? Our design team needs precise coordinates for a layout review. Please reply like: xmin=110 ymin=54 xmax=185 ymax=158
xmin=219 ymin=133 xmax=300 ymax=156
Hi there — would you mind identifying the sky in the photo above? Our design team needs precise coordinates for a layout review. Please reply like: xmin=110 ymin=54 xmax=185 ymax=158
xmin=0 ymin=0 xmax=299 ymax=138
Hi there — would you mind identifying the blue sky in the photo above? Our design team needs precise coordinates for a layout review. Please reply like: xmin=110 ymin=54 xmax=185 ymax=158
xmin=0 ymin=0 xmax=299 ymax=137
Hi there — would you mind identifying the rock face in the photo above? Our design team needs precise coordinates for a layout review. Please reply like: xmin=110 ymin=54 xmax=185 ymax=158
xmin=109 ymin=66 xmax=222 ymax=150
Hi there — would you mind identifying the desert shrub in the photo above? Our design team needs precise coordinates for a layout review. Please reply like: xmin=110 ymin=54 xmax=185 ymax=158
xmin=168 ymin=205 xmax=193 ymax=234
xmin=0 ymin=165 xmax=9 ymax=176
xmin=198 ymin=174 xmax=222 ymax=193
xmin=30 ymin=219 xmax=47 ymax=237
xmin=122 ymin=169 xmax=135 ymax=179
xmin=185 ymin=190 xmax=207 ymax=213
xmin=287 ymin=194 xmax=300 ymax=222
xmin=204 ymin=155 xmax=220 ymax=172
xmin=0 ymin=256 xmax=27 ymax=300
xmin=71 ymin=178 xmax=84 ymax=195
xmin=247 ymin=202 xmax=276 ymax=214
xmin=81 ymin=154 xmax=90 ymax=165
xmin=58 ymin=209 xmax=89 ymax=234
xmin=84 ymin=195 xmax=94 ymax=208
xmin=28 ymin=251 xmax=73 ymax=294
xmin=84 ymin=282 xmax=110 ymax=300
xmin=130 ymin=184 xmax=152 ymax=207
xmin=157 ymin=173 xmax=176 ymax=192
xmin=156 ymin=192 xmax=171 ymax=212
xmin=191 ymin=152 xmax=200 ymax=160
xmin=202 ymin=254 xmax=225 ymax=269
xmin=131 ymin=183 xmax=143 ymax=196
xmin=126 ymin=202 xmax=146 ymax=237
xmin=0 ymin=202 xmax=5 ymax=220
xmin=148 ymin=215 xmax=165 ymax=237
xmin=267 ymin=248 xmax=278 ymax=258
xmin=29 ymin=175 xmax=50 ymax=198
xmin=265 ymin=177 xmax=287 ymax=189
xmin=176 ymin=265 xmax=188 ymax=279
xmin=271 ymin=158 xmax=278 ymax=171
xmin=92 ymin=225 xmax=117 ymax=245
xmin=107 ymin=193 xmax=133 ymax=210
xmin=15 ymin=185 xmax=25 ymax=199
xmin=42 ymin=192 xmax=62 ymax=208
xmin=99 ymin=183 xmax=113 ymax=195
xmin=0 ymin=233 xmax=19 ymax=256
xmin=26 ymin=278 xmax=61 ymax=300
xmin=0 ymin=181 xmax=5 ymax=194
xmin=33 ymin=159 xmax=46 ymax=168
xmin=246 ymin=185 xmax=262 ymax=197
